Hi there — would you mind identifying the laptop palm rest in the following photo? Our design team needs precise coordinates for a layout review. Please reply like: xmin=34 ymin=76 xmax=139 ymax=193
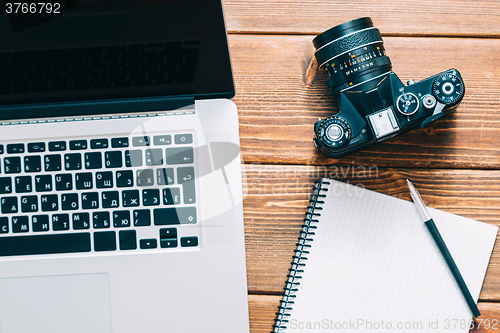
xmin=0 ymin=273 xmax=112 ymax=333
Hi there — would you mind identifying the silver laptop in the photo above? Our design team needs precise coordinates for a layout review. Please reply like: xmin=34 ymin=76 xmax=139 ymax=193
xmin=0 ymin=1 xmax=249 ymax=332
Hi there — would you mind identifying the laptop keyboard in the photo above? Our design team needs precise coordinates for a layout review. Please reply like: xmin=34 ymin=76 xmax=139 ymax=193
xmin=0 ymin=132 xmax=199 ymax=257
xmin=0 ymin=40 xmax=200 ymax=94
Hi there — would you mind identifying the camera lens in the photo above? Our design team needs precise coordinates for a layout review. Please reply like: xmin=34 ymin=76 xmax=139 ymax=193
xmin=313 ymin=17 xmax=392 ymax=96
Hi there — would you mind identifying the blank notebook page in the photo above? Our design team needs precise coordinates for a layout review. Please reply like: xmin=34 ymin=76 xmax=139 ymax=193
xmin=287 ymin=179 xmax=497 ymax=332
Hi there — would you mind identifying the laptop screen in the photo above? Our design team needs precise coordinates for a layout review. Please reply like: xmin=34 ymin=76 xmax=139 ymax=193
xmin=0 ymin=0 xmax=234 ymax=111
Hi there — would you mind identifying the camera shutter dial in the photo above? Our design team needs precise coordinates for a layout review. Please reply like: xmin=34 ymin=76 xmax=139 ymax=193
xmin=432 ymin=73 xmax=464 ymax=104
xmin=396 ymin=93 xmax=419 ymax=115
xmin=319 ymin=117 xmax=351 ymax=148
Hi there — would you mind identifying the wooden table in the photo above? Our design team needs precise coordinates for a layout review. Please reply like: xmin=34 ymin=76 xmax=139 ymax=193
xmin=222 ymin=1 xmax=500 ymax=332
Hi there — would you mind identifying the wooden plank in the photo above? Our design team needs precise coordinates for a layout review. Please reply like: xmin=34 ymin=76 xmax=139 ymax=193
xmin=248 ymin=295 xmax=279 ymax=333
xmin=249 ymin=295 xmax=500 ymax=333
xmin=223 ymin=0 xmax=500 ymax=37
xmin=242 ymin=165 xmax=500 ymax=300
xmin=229 ymin=35 xmax=500 ymax=168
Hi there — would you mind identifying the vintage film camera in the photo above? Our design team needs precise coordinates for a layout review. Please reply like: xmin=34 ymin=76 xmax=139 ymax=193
xmin=312 ymin=17 xmax=464 ymax=158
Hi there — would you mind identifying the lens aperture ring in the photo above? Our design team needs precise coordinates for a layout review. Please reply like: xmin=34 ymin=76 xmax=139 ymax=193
xmin=323 ymin=43 xmax=391 ymax=95
xmin=315 ymin=27 xmax=383 ymax=68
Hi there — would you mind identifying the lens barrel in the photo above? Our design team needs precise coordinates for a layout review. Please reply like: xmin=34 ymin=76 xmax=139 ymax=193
xmin=313 ymin=17 xmax=392 ymax=95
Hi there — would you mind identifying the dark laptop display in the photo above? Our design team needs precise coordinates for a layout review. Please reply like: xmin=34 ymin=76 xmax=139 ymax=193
xmin=0 ymin=0 xmax=234 ymax=119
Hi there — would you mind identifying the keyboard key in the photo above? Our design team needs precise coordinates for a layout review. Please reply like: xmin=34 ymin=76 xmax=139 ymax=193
xmin=94 ymin=231 xmax=116 ymax=252
xmin=72 ymin=213 xmax=90 ymax=230
xmin=32 ymin=215 xmax=50 ymax=232
xmin=15 ymin=176 xmax=32 ymax=193
xmin=0 ymin=217 xmax=8 ymax=233
xmin=153 ymin=135 xmax=171 ymax=145
xmin=55 ymin=174 xmax=72 ymax=191
xmin=27 ymin=142 xmax=46 ymax=153
xmin=181 ymin=236 xmax=198 ymax=247
xmin=159 ymin=227 xmax=177 ymax=239
xmin=137 ymin=169 xmax=154 ymax=186
xmin=166 ymin=147 xmax=194 ymax=164
xmin=0 ymin=145 xmax=3 ymax=154
xmin=64 ymin=153 xmax=82 ymax=170
xmin=116 ymin=170 xmax=134 ymax=187
xmin=52 ymin=214 xmax=70 ymax=231
xmin=174 ymin=134 xmax=193 ymax=144
xmin=163 ymin=188 xmax=180 ymax=205
xmin=102 ymin=191 xmax=119 ymax=208
xmin=69 ymin=140 xmax=87 ymax=150
xmin=145 ymin=148 xmax=163 ymax=166
xmin=24 ymin=156 xmax=42 ymax=173
xmin=21 ymin=195 xmax=38 ymax=212
xmin=153 ymin=207 xmax=197 ymax=225
xmin=35 ymin=175 xmax=52 ymax=192
xmin=76 ymin=173 xmax=93 ymax=190
xmin=41 ymin=194 xmax=58 ymax=211
xmin=122 ymin=190 xmax=139 ymax=207
xmin=140 ymin=238 xmax=157 ymax=249
xmin=125 ymin=150 xmax=143 ymax=167
xmin=96 ymin=171 xmax=113 ymax=188
xmin=0 ymin=177 xmax=12 ymax=193
xmin=105 ymin=151 xmax=122 ymax=168
xmin=132 ymin=136 xmax=150 ymax=147
xmin=81 ymin=192 xmax=99 ymax=209
xmin=12 ymin=216 xmax=29 ymax=233
xmin=1 ymin=197 xmax=18 ymax=214
xmin=93 ymin=211 xmax=110 ymax=229
xmin=133 ymin=209 xmax=151 ymax=226
xmin=142 ymin=189 xmax=160 ymax=206
xmin=113 ymin=210 xmax=131 ymax=228
xmin=183 ymin=182 xmax=196 ymax=204
xmin=0 ymin=233 xmax=91 ymax=256
xmin=177 ymin=166 xmax=194 ymax=184
xmin=157 ymin=168 xmax=174 ymax=185
xmin=4 ymin=157 xmax=21 ymax=173
xmin=84 ymin=152 xmax=102 ymax=169
xmin=111 ymin=137 xmax=128 ymax=148
xmin=49 ymin=141 xmax=66 ymax=151
xmin=90 ymin=139 xmax=108 ymax=149
xmin=160 ymin=238 xmax=177 ymax=248
xmin=44 ymin=154 xmax=62 ymax=171
xmin=119 ymin=230 xmax=136 ymax=250
xmin=7 ymin=143 xmax=24 ymax=154
xmin=61 ymin=193 xmax=79 ymax=210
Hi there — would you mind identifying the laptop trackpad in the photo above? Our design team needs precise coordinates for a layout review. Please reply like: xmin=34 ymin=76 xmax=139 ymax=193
xmin=0 ymin=273 xmax=112 ymax=333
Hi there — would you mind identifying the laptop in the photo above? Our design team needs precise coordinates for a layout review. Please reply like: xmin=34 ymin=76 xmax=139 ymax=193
xmin=0 ymin=1 xmax=250 ymax=332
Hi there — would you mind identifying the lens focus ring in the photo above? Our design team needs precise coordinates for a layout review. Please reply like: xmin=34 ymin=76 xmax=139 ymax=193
xmin=315 ymin=27 xmax=383 ymax=68
xmin=313 ymin=18 xmax=392 ymax=96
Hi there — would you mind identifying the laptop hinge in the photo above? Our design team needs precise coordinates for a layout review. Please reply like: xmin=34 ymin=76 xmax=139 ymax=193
xmin=0 ymin=96 xmax=195 ymax=123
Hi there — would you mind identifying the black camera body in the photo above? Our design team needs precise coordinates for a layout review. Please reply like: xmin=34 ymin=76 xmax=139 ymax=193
xmin=312 ymin=18 xmax=464 ymax=158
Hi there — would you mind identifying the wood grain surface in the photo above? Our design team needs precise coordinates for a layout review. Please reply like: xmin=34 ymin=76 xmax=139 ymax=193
xmin=248 ymin=295 xmax=500 ymax=333
xmin=242 ymin=165 xmax=500 ymax=300
xmin=229 ymin=35 xmax=500 ymax=168
xmin=222 ymin=0 xmax=500 ymax=37
xmin=222 ymin=0 xmax=500 ymax=331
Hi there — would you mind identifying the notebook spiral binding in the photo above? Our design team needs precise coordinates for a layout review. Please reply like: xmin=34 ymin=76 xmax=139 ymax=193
xmin=272 ymin=179 xmax=330 ymax=333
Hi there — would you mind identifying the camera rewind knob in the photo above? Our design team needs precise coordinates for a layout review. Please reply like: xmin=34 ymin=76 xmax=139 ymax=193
xmin=432 ymin=73 xmax=464 ymax=104
xmin=319 ymin=117 xmax=352 ymax=148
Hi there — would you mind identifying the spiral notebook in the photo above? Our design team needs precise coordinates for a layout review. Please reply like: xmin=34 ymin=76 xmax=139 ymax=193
xmin=273 ymin=179 xmax=498 ymax=333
